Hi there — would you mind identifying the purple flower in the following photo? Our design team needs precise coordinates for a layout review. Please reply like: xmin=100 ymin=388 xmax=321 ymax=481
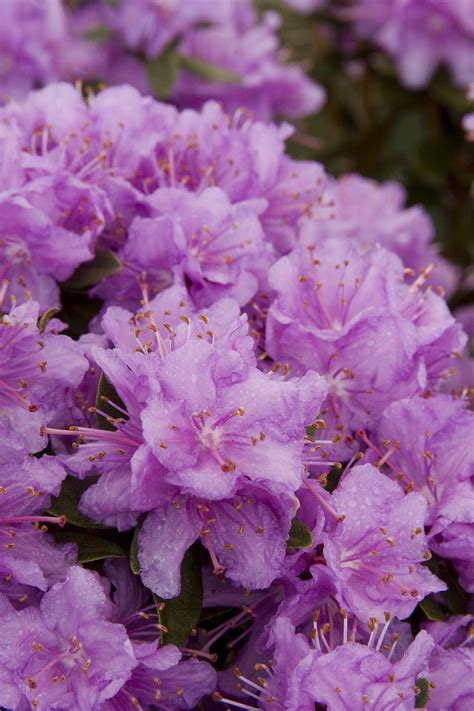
xmin=423 ymin=616 xmax=474 ymax=710
xmin=172 ymin=9 xmax=325 ymax=121
xmin=296 ymin=629 xmax=434 ymax=711
xmin=266 ymin=239 xmax=466 ymax=434
xmin=0 ymin=566 xmax=136 ymax=710
xmin=299 ymin=174 xmax=457 ymax=295
xmin=94 ymin=187 xmax=271 ymax=310
xmin=48 ymin=290 xmax=328 ymax=592
xmin=100 ymin=0 xmax=247 ymax=59
xmin=52 ymin=291 xmax=256 ymax=528
xmin=0 ymin=429 xmax=76 ymax=607
xmin=100 ymin=559 xmax=217 ymax=710
xmin=0 ymin=83 xmax=118 ymax=305
xmin=369 ymin=394 xmax=474 ymax=590
xmin=80 ymin=0 xmax=325 ymax=121
xmin=214 ymin=614 xmax=434 ymax=711
xmin=445 ymin=304 xmax=474 ymax=396
xmin=1 ymin=300 xmax=88 ymax=452
xmin=349 ymin=0 xmax=474 ymax=88
xmin=126 ymin=99 xmax=329 ymax=255
xmin=370 ymin=394 xmax=474 ymax=525
xmin=0 ymin=0 xmax=95 ymax=101
xmin=140 ymin=339 xmax=325 ymax=501
xmin=102 ymin=644 xmax=216 ymax=710
xmin=138 ymin=484 xmax=295 ymax=596
xmin=214 ymin=616 xmax=316 ymax=711
xmin=322 ymin=464 xmax=445 ymax=621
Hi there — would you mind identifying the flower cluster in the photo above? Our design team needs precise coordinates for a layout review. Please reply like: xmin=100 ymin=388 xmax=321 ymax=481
xmin=0 ymin=0 xmax=324 ymax=122
xmin=346 ymin=0 xmax=474 ymax=88
xmin=0 ymin=3 xmax=473 ymax=710
xmin=0 ymin=0 xmax=95 ymax=101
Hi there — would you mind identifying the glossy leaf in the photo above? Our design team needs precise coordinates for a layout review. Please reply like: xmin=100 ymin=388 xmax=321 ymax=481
xmin=419 ymin=596 xmax=446 ymax=622
xmin=147 ymin=43 xmax=180 ymax=99
xmin=48 ymin=476 xmax=108 ymax=529
xmin=63 ymin=250 xmax=121 ymax=290
xmin=178 ymin=54 xmax=241 ymax=84
xmin=287 ymin=518 xmax=313 ymax=549
xmin=130 ymin=517 xmax=145 ymax=575
xmin=54 ymin=530 xmax=123 ymax=563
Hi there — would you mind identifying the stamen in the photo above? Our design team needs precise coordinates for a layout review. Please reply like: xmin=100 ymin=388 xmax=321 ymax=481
xmin=304 ymin=479 xmax=345 ymax=522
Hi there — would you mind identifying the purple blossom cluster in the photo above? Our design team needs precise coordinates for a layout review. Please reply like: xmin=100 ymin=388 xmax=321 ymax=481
xmin=346 ymin=0 xmax=474 ymax=89
xmin=0 ymin=4 xmax=473 ymax=710
xmin=0 ymin=78 xmax=472 ymax=710
xmin=0 ymin=0 xmax=324 ymax=122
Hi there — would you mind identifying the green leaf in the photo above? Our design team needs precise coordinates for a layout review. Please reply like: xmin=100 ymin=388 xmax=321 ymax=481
xmin=48 ymin=476 xmax=108 ymax=529
xmin=287 ymin=518 xmax=313 ymax=549
xmin=178 ymin=54 xmax=241 ymax=84
xmin=58 ymin=290 xmax=102 ymax=340
xmin=415 ymin=678 xmax=430 ymax=708
xmin=147 ymin=44 xmax=180 ymax=99
xmin=419 ymin=596 xmax=446 ymax=622
xmin=130 ymin=517 xmax=145 ymax=575
xmin=63 ymin=250 xmax=121 ymax=290
xmin=83 ymin=26 xmax=112 ymax=44
xmin=37 ymin=307 xmax=59 ymax=333
xmin=95 ymin=371 xmax=127 ymax=432
xmin=54 ymin=530 xmax=123 ymax=563
xmin=155 ymin=543 xmax=203 ymax=646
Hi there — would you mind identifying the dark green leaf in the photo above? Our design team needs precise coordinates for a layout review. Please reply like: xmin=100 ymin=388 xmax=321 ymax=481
xmin=48 ymin=476 xmax=108 ymax=529
xmin=54 ymin=530 xmax=123 ymax=563
xmin=287 ymin=518 xmax=313 ymax=549
xmin=63 ymin=250 xmax=121 ymax=290
xmin=155 ymin=543 xmax=203 ymax=646
xmin=95 ymin=372 xmax=127 ymax=432
xmin=147 ymin=44 xmax=180 ymax=99
xmin=419 ymin=596 xmax=446 ymax=622
xmin=58 ymin=289 xmax=102 ymax=339
xmin=178 ymin=54 xmax=241 ymax=84
xmin=325 ymin=465 xmax=344 ymax=493
xmin=442 ymin=579 xmax=470 ymax=615
xmin=37 ymin=307 xmax=59 ymax=333
xmin=130 ymin=517 xmax=145 ymax=575
xmin=83 ymin=26 xmax=112 ymax=44
xmin=415 ymin=678 xmax=430 ymax=708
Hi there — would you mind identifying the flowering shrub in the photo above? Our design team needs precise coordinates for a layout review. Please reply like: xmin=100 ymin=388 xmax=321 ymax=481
xmin=0 ymin=1 xmax=473 ymax=710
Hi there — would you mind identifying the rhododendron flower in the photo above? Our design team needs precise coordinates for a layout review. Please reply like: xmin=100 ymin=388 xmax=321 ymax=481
xmin=78 ymin=0 xmax=325 ymax=121
xmin=423 ymin=616 xmax=474 ymax=709
xmin=46 ymin=290 xmax=329 ymax=592
xmin=321 ymin=464 xmax=445 ymax=621
xmin=299 ymin=174 xmax=457 ymax=295
xmin=94 ymin=187 xmax=270 ymax=310
xmin=266 ymin=239 xmax=466 ymax=434
xmin=0 ymin=300 xmax=88 ymax=452
xmin=214 ymin=616 xmax=435 ymax=711
xmin=348 ymin=0 xmax=474 ymax=88
xmin=0 ymin=0 xmax=95 ymax=100
xmin=0 ymin=566 xmax=136 ymax=710
xmin=101 ymin=559 xmax=217 ymax=709
xmin=0 ymin=430 xmax=75 ymax=606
